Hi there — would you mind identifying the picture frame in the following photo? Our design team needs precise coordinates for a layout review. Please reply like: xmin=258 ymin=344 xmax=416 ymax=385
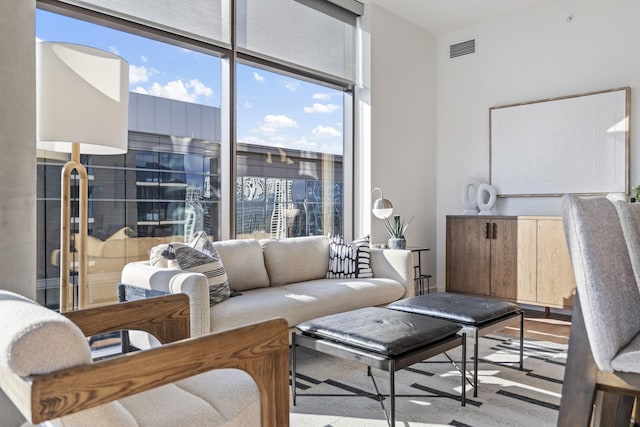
xmin=489 ymin=87 xmax=630 ymax=197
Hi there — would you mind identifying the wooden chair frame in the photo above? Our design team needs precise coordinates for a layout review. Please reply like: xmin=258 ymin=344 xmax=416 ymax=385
xmin=8 ymin=294 xmax=290 ymax=426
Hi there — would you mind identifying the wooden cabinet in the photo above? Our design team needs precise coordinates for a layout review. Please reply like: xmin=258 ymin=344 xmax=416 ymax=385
xmin=446 ymin=217 xmax=517 ymax=299
xmin=446 ymin=215 xmax=576 ymax=309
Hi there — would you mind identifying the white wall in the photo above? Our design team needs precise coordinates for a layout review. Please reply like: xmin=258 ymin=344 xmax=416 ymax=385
xmin=368 ymin=4 xmax=438 ymax=288
xmin=0 ymin=0 xmax=36 ymax=423
xmin=435 ymin=0 xmax=640 ymax=290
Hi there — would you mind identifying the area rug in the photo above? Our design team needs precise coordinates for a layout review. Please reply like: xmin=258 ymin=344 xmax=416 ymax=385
xmin=290 ymin=333 xmax=566 ymax=426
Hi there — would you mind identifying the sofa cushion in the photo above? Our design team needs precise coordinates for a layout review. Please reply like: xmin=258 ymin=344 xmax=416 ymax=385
xmin=213 ymin=239 xmax=270 ymax=291
xmin=0 ymin=290 xmax=91 ymax=376
xmin=327 ymin=234 xmax=373 ymax=279
xmin=261 ymin=236 xmax=330 ymax=286
xmin=209 ymin=277 xmax=405 ymax=332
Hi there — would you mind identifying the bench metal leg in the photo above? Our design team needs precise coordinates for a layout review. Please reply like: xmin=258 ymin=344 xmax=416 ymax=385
xmin=462 ymin=333 xmax=467 ymax=406
xmin=473 ymin=332 xmax=479 ymax=397
xmin=519 ymin=311 xmax=524 ymax=370
xmin=389 ymin=360 xmax=396 ymax=427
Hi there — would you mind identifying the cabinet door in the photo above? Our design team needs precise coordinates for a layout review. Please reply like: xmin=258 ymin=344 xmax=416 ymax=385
xmin=489 ymin=219 xmax=518 ymax=300
xmin=446 ymin=217 xmax=491 ymax=296
xmin=516 ymin=219 xmax=538 ymax=304
xmin=536 ymin=218 xmax=576 ymax=308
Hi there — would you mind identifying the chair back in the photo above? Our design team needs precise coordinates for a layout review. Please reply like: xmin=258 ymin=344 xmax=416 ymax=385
xmin=562 ymin=194 xmax=640 ymax=371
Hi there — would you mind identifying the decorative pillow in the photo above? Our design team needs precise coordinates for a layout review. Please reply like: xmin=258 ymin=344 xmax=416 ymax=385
xmin=189 ymin=230 xmax=217 ymax=256
xmin=152 ymin=241 xmax=230 ymax=306
xmin=149 ymin=243 xmax=177 ymax=268
xmin=327 ymin=234 xmax=373 ymax=279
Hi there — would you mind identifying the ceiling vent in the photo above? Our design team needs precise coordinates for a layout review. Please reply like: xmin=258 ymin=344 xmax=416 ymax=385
xmin=450 ymin=39 xmax=476 ymax=59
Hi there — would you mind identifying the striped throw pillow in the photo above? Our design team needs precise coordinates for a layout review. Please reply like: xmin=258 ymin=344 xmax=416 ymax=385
xmin=171 ymin=242 xmax=231 ymax=306
xmin=327 ymin=234 xmax=373 ymax=279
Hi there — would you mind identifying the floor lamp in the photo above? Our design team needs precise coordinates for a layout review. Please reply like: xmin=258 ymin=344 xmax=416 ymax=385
xmin=37 ymin=42 xmax=129 ymax=312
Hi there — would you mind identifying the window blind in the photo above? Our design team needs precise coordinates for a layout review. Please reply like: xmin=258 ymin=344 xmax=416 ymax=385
xmin=236 ymin=0 xmax=361 ymax=84
xmin=56 ymin=0 xmax=231 ymax=47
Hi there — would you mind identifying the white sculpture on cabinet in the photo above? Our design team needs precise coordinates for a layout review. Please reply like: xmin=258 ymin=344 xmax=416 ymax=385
xmin=461 ymin=178 xmax=498 ymax=215
xmin=477 ymin=183 xmax=497 ymax=215
xmin=461 ymin=177 xmax=481 ymax=215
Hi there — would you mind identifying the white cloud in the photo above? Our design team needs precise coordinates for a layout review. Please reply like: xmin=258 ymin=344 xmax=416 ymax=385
xmin=36 ymin=37 xmax=42 ymax=43
xmin=129 ymin=65 xmax=150 ymax=84
xmin=243 ymin=100 xmax=253 ymax=109
xmin=253 ymin=72 xmax=265 ymax=82
xmin=140 ymin=55 xmax=148 ymax=63
xmin=304 ymin=103 xmax=341 ymax=114
xmin=312 ymin=93 xmax=333 ymax=101
xmin=188 ymin=79 xmax=213 ymax=97
xmin=255 ymin=114 xmax=298 ymax=133
xmin=284 ymin=81 xmax=300 ymax=91
xmin=312 ymin=125 xmax=341 ymax=137
xmin=108 ymin=45 xmax=119 ymax=55
xmin=135 ymin=79 xmax=214 ymax=103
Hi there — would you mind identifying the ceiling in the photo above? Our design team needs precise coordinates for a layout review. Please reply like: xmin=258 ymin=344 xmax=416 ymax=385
xmin=362 ymin=0 xmax=558 ymax=35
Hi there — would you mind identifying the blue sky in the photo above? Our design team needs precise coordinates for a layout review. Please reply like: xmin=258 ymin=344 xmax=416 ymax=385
xmin=36 ymin=9 xmax=343 ymax=155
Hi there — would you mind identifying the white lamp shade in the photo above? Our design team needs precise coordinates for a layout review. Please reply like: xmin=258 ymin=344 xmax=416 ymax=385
xmin=37 ymin=42 xmax=129 ymax=155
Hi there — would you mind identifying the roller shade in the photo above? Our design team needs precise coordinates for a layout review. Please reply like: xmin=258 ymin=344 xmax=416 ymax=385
xmin=236 ymin=0 xmax=360 ymax=84
xmin=56 ymin=0 xmax=231 ymax=47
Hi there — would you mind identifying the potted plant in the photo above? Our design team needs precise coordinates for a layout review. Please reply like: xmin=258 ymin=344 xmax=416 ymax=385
xmin=384 ymin=215 xmax=414 ymax=249
xmin=632 ymin=184 xmax=640 ymax=202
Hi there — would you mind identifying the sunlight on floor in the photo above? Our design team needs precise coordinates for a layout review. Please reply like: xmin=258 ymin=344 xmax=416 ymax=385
xmin=290 ymin=413 xmax=453 ymax=427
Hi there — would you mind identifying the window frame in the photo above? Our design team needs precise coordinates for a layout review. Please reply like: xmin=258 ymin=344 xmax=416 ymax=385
xmin=35 ymin=0 xmax=356 ymax=241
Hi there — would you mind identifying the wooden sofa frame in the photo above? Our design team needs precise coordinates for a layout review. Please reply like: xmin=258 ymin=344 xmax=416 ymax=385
xmin=9 ymin=294 xmax=290 ymax=426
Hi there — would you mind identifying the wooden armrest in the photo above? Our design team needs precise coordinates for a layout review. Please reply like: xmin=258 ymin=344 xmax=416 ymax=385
xmin=27 ymin=318 xmax=290 ymax=426
xmin=63 ymin=293 xmax=190 ymax=344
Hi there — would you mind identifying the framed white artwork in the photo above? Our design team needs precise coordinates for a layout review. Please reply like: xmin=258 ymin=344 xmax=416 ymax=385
xmin=490 ymin=87 xmax=630 ymax=197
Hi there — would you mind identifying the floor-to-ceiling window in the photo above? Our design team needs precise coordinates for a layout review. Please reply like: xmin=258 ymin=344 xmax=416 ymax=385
xmin=35 ymin=0 xmax=359 ymax=308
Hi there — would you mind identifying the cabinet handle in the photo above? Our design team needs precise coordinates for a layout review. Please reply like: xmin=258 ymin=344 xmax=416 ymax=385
xmin=485 ymin=222 xmax=491 ymax=239
xmin=492 ymin=222 xmax=497 ymax=239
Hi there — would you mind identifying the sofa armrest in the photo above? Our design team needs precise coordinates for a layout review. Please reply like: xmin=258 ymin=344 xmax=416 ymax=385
xmin=370 ymin=248 xmax=414 ymax=298
xmin=121 ymin=261 xmax=210 ymax=338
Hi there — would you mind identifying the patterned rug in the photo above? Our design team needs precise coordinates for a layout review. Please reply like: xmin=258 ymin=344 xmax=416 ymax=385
xmin=290 ymin=333 xmax=566 ymax=426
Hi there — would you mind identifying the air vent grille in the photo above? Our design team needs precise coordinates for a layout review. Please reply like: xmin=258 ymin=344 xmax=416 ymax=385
xmin=450 ymin=39 xmax=476 ymax=58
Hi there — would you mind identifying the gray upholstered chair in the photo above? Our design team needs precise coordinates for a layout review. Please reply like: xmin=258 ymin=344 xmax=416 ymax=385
xmin=559 ymin=195 xmax=640 ymax=426
xmin=0 ymin=290 xmax=289 ymax=426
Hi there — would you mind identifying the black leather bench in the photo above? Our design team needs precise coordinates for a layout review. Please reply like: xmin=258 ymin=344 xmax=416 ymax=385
xmin=387 ymin=293 xmax=524 ymax=397
xmin=292 ymin=307 xmax=466 ymax=426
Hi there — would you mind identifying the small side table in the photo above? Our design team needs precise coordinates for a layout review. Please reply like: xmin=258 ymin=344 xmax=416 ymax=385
xmin=408 ymin=247 xmax=431 ymax=295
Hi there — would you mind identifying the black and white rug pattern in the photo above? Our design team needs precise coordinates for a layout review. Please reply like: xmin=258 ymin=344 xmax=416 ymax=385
xmin=290 ymin=334 xmax=566 ymax=426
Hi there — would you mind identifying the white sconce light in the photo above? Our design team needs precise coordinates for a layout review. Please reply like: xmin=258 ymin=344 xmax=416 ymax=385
xmin=371 ymin=187 xmax=393 ymax=219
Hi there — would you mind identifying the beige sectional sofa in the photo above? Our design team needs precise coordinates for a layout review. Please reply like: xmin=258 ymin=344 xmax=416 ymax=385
xmin=121 ymin=235 xmax=413 ymax=345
